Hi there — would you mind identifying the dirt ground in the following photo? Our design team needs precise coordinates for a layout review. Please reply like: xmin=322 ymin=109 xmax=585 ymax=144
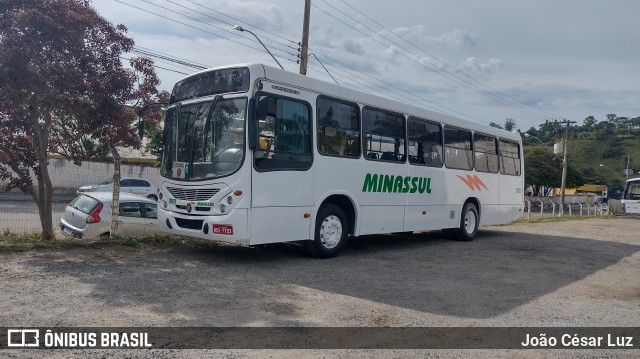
xmin=1 ymin=217 xmax=639 ymax=358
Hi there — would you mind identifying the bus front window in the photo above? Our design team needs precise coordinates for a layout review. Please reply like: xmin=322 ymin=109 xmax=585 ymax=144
xmin=161 ymin=98 xmax=247 ymax=181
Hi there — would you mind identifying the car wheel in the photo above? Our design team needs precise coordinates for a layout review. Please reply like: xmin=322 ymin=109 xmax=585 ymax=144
xmin=147 ymin=194 xmax=158 ymax=201
xmin=453 ymin=202 xmax=479 ymax=241
xmin=305 ymin=204 xmax=348 ymax=258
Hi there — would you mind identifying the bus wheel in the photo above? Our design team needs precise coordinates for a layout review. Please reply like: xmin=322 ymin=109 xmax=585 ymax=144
xmin=454 ymin=202 xmax=478 ymax=241
xmin=305 ymin=204 xmax=348 ymax=258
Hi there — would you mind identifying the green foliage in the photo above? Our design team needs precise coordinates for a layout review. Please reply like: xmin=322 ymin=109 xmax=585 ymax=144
xmin=523 ymin=146 xmax=586 ymax=193
xmin=523 ymin=114 xmax=640 ymax=188
xmin=144 ymin=122 xmax=164 ymax=167
xmin=0 ymin=231 xmax=191 ymax=252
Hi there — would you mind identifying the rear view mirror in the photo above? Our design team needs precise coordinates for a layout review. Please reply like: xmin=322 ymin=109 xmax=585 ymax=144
xmin=256 ymin=96 xmax=269 ymax=122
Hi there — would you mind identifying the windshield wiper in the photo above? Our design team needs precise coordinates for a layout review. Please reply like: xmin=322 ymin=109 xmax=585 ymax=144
xmin=202 ymin=95 xmax=222 ymax=158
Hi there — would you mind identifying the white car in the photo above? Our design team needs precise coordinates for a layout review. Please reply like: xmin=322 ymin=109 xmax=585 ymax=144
xmin=77 ymin=177 xmax=160 ymax=201
xmin=60 ymin=192 xmax=160 ymax=238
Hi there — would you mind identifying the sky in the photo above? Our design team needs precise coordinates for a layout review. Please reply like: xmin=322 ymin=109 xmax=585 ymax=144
xmin=91 ymin=0 xmax=640 ymax=131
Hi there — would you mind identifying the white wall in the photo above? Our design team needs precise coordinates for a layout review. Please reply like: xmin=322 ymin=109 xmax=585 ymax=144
xmin=1 ymin=158 xmax=162 ymax=190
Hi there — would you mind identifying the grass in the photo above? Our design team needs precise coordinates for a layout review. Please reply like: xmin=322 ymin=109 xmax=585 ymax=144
xmin=515 ymin=215 xmax=613 ymax=224
xmin=0 ymin=229 xmax=194 ymax=253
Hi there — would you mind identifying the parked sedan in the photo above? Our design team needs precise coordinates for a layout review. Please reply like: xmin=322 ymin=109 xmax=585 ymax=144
xmin=77 ymin=177 xmax=160 ymax=201
xmin=60 ymin=192 xmax=160 ymax=238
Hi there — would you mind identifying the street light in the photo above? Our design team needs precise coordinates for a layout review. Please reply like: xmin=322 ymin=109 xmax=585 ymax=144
xmin=599 ymin=163 xmax=618 ymax=176
xmin=233 ymin=25 xmax=284 ymax=70
xmin=525 ymin=133 xmax=562 ymax=161
xmin=523 ymin=133 xmax=547 ymax=146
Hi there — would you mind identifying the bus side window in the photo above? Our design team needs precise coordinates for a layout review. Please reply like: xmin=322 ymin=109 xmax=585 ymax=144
xmin=363 ymin=107 xmax=405 ymax=163
xmin=254 ymin=94 xmax=312 ymax=171
xmin=474 ymin=133 xmax=499 ymax=173
xmin=444 ymin=127 xmax=472 ymax=170
xmin=316 ymin=97 xmax=360 ymax=158
xmin=407 ymin=117 xmax=442 ymax=167
xmin=498 ymin=140 xmax=521 ymax=176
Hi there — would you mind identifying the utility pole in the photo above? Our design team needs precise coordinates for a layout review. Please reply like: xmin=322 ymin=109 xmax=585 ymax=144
xmin=558 ymin=119 xmax=576 ymax=216
xmin=626 ymin=155 xmax=631 ymax=181
xmin=299 ymin=0 xmax=311 ymax=75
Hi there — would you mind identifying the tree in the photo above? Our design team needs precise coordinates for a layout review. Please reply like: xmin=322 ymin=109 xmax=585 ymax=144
xmin=504 ymin=118 xmax=516 ymax=132
xmin=524 ymin=147 xmax=586 ymax=196
xmin=489 ymin=122 xmax=503 ymax=129
xmin=583 ymin=116 xmax=596 ymax=130
xmin=0 ymin=0 xmax=162 ymax=240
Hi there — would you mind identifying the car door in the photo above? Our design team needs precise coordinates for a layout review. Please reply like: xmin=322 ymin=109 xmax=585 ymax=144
xmin=134 ymin=179 xmax=152 ymax=197
xmin=118 ymin=201 xmax=147 ymax=237
xmin=119 ymin=179 xmax=136 ymax=196
xmin=141 ymin=202 xmax=159 ymax=235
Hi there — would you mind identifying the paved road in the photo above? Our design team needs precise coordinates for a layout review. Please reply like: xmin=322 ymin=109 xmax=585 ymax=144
xmin=0 ymin=218 xmax=639 ymax=358
xmin=0 ymin=201 xmax=67 ymax=234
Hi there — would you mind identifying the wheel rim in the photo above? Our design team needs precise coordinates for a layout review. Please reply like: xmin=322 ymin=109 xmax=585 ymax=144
xmin=464 ymin=209 xmax=477 ymax=235
xmin=319 ymin=215 xmax=343 ymax=249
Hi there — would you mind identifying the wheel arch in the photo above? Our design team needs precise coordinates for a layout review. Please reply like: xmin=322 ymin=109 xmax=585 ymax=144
xmin=317 ymin=193 xmax=357 ymax=236
xmin=464 ymin=196 xmax=481 ymax=223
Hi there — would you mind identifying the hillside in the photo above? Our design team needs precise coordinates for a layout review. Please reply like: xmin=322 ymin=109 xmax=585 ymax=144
xmin=569 ymin=136 xmax=640 ymax=186
xmin=528 ymin=137 xmax=640 ymax=188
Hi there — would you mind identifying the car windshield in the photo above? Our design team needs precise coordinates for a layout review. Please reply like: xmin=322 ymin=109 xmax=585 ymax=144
xmin=70 ymin=195 xmax=100 ymax=215
xmin=161 ymin=97 xmax=247 ymax=181
xmin=98 ymin=179 xmax=113 ymax=185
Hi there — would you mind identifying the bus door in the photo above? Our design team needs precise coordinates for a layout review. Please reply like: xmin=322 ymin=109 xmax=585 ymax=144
xmin=623 ymin=180 xmax=640 ymax=215
xmin=249 ymin=91 xmax=315 ymax=244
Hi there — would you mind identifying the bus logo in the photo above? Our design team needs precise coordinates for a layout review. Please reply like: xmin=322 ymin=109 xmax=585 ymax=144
xmin=457 ymin=175 xmax=489 ymax=191
xmin=362 ymin=173 xmax=432 ymax=194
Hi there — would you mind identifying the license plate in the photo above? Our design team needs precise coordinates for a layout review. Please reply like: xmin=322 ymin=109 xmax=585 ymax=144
xmin=212 ymin=224 xmax=233 ymax=235
xmin=62 ymin=226 xmax=72 ymax=235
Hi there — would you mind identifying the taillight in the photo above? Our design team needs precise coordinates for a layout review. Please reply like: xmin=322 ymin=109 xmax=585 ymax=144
xmin=86 ymin=203 xmax=103 ymax=224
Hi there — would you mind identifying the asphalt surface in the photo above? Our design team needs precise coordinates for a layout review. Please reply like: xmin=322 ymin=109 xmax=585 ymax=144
xmin=1 ymin=217 xmax=639 ymax=358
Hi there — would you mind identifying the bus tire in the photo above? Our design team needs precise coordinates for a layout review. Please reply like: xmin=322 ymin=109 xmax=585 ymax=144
xmin=305 ymin=204 xmax=348 ymax=258
xmin=454 ymin=202 xmax=479 ymax=241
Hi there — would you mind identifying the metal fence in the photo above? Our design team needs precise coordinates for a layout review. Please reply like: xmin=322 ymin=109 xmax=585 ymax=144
xmin=0 ymin=158 xmax=161 ymax=236
xmin=523 ymin=196 xmax=610 ymax=218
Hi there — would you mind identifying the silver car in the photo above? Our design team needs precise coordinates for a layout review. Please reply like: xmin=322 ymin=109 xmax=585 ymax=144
xmin=60 ymin=192 xmax=159 ymax=238
xmin=77 ymin=177 xmax=160 ymax=201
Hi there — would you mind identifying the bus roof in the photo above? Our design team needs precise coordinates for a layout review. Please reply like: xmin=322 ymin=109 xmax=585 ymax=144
xmin=178 ymin=63 xmax=522 ymax=143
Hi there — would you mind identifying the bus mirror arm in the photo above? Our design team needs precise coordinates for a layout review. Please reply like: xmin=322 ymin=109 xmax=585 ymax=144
xmin=248 ymin=98 xmax=258 ymax=150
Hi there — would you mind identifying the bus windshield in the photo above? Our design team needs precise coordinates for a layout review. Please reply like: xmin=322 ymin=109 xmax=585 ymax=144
xmin=161 ymin=97 xmax=247 ymax=181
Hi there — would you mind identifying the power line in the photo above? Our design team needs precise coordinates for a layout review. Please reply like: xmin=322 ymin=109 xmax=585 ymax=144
xmin=138 ymin=0 xmax=299 ymax=60
xmin=113 ymin=0 xmax=297 ymax=64
xmin=112 ymin=0 xmax=548 ymax=125
xmin=306 ymin=53 xmax=483 ymax=122
xmin=182 ymin=0 xmax=298 ymax=46
xmin=115 ymin=0 xmax=481 ymax=122
xmin=120 ymin=56 xmax=190 ymax=75
xmin=162 ymin=0 xmax=299 ymax=55
xmin=132 ymin=46 xmax=207 ymax=70
xmin=316 ymin=0 xmax=557 ymax=121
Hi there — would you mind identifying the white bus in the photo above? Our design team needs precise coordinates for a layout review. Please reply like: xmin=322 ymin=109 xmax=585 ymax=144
xmin=622 ymin=178 xmax=640 ymax=215
xmin=156 ymin=64 xmax=524 ymax=257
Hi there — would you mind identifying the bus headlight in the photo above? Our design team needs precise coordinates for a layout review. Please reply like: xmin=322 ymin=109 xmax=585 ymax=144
xmin=227 ymin=196 xmax=233 ymax=205
xmin=219 ymin=204 xmax=227 ymax=214
xmin=163 ymin=200 xmax=168 ymax=209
